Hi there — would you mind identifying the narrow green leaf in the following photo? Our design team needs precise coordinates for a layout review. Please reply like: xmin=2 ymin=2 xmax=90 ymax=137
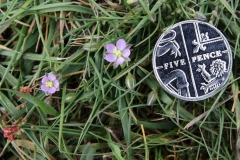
xmin=5 ymin=0 xmax=34 ymax=23
xmin=0 ymin=92 xmax=18 ymax=115
xmin=0 ymin=50 xmax=66 ymax=61
xmin=3 ymin=89 xmax=59 ymax=116
xmin=1 ymin=1 xmax=18 ymax=22
xmin=59 ymin=82 xmax=66 ymax=150
xmin=107 ymin=133 xmax=125 ymax=160
xmin=24 ymin=129 xmax=50 ymax=159
xmin=0 ymin=20 xmax=13 ymax=34
xmin=219 ymin=0 xmax=238 ymax=19
xmin=136 ymin=120 xmax=177 ymax=129
xmin=138 ymin=0 xmax=155 ymax=22
xmin=80 ymin=142 xmax=96 ymax=160
xmin=0 ymin=64 xmax=18 ymax=87
xmin=118 ymin=92 xmax=131 ymax=148
xmin=30 ymin=5 xmax=93 ymax=15
xmin=89 ymin=57 xmax=105 ymax=98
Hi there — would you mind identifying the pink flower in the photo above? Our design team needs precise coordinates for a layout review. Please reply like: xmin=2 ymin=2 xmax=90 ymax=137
xmin=40 ymin=73 xmax=60 ymax=95
xmin=105 ymin=39 xmax=131 ymax=68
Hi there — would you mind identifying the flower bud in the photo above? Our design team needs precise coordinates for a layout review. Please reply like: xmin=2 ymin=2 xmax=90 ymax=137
xmin=44 ymin=96 xmax=52 ymax=105
xmin=147 ymin=90 xmax=158 ymax=106
xmin=83 ymin=42 xmax=99 ymax=52
xmin=126 ymin=0 xmax=138 ymax=4
xmin=193 ymin=11 xmax=206 ymax=21
xmin=175 ymin=8 xmax=182 ymax=14
xmin=125 ymin=72 xmax=136 ymax=89
xmin=166 ymin=109 xmax=176 ymax=117
xmin=151 ymin=13 xmax=156 ymax=22
xmin=65 ymin=92 xmax=75 ymax=103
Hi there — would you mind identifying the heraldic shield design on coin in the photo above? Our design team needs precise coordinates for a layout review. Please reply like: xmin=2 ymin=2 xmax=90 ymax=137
xmin=152 ymin=20 xmax=232 ymax=101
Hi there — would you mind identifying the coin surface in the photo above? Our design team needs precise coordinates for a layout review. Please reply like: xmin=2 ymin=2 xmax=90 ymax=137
xmin=152 ymin=20 xmax=232 ymax=101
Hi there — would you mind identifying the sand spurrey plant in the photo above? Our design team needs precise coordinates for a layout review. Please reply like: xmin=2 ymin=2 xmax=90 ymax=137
xmin=0 ymin=0 xmax=239 ymax=159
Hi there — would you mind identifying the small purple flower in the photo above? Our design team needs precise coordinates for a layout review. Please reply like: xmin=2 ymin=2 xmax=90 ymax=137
xmin=105 ymin=39 xmax=131 ymax=68
xmin=40 ymin=73 xmax=60 ymax=95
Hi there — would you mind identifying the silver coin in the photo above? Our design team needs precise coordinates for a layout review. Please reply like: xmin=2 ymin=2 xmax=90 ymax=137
xmin=152 ymin=20 xmax=232 ymax=101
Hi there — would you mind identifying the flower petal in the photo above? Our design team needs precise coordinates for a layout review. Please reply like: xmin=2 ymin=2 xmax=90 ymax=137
xmin=48 ymin=73 xmax=56 ymax=81
xmin=116 ymin=39 xmax=126 ymax=50
xmin=41 ymin=76 xmax=49 ymax=84
xmin=54 ymin=80 xmax=59 ymax=88
xmin=48 ymin=87 xmax=57 ymax=94
xmin=122 ymin=48 xmax=130 ymax=58
xmin=116 ymin=57 xmax=125 ymax=65
xmin=106 ymin=44 xmax=115 ymax=53
xmin=41 ymin=85 xmax=48 ymax=92
xmin=105 ymin=53 xmax=117 ymax=62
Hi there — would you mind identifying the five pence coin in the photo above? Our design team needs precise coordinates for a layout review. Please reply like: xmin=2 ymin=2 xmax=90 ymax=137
xmin=152 ymin=20 xmax=232 ymax=101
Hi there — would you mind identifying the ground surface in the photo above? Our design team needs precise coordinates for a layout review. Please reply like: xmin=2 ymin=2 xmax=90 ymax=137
xmin=0 ymin=0 xmax=240 ymax=159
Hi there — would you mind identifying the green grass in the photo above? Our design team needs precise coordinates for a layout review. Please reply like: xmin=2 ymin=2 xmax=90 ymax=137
xmin=0 ymin=0 xmax=239 ymax=159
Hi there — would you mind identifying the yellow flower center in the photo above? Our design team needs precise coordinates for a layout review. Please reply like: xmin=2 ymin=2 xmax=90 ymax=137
xmin=46 ymin=81 xmax=53 ymax=88
xmin=115 ymin=49 xmax=122 ymax=57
